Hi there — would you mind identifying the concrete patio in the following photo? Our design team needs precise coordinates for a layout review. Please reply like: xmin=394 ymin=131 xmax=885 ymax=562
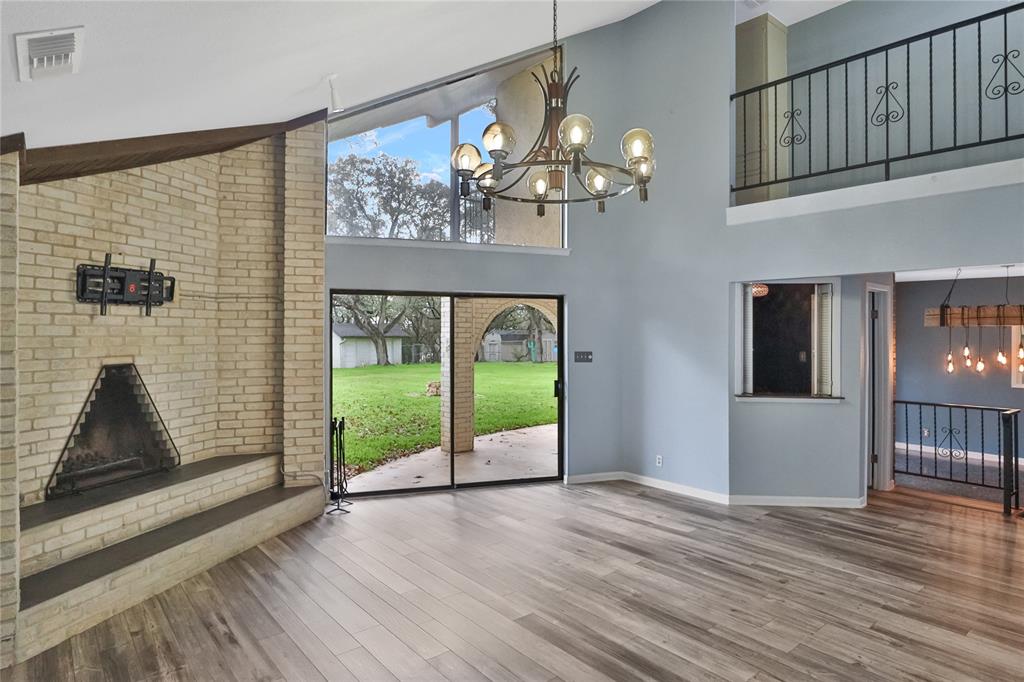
xmin=348 ymin=423 xmax=558 ymax=492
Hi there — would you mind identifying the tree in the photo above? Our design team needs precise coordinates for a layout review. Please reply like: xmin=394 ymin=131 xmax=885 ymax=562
xmin=327 ymin=153 xmax=449 ymax=240
xmin=484 ymin=304 xmax=554 ymax=363
xmin=402 ymin=297 xmax=442 ymax=362
xmin=333 ymin=294 xmax=407 ymax=365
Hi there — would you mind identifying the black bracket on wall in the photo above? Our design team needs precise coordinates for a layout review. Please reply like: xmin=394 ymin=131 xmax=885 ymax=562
xmin=76 ymin=254 xmax=176 ymax=316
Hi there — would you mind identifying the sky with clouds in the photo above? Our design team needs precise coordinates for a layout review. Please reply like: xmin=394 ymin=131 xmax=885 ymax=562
xmin=328 ymin=105 xmax=494 ymax=184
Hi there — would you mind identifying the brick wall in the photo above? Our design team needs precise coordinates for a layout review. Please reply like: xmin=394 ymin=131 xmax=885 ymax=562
xmin=13 ymin=123 xmax=325 ymax=505
xmin=1 ymin=151 xmax=20 ymax=669
xmin=16 ymin=156 xmax=223 ymax=505
xmin=282 ymin=124 xmax=326 ymax=485
xmin=21 ymin=454 xmax=281 ymax=576
xmin=216 ymin=137 xmax=285 ymax=453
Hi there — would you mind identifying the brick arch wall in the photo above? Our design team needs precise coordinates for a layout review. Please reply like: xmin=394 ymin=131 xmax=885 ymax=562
xmin=441 ymin=297 xmax=559 ymax=454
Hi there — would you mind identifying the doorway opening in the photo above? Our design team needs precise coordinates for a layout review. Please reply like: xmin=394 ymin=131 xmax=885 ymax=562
xmin=329 ymin=290 xmax=564 ymax=496
xmin=886 ymin=268 xmax=1022 ymax=514
xmin=865 ymin=284 xmax=894 ymax=493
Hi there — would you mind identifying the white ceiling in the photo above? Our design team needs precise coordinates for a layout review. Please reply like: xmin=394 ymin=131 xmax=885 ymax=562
xmin=734 ymin=0 xmax=849 ymax=27
xmin=895 ymin=264 xmax=1023 ymax=282
xmin=0 ymin=1 xmax=656 ymax=148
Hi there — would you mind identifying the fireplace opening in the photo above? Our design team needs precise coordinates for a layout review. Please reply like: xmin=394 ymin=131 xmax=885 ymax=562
xmin=46 ymin=363 xmax=180 ymax=499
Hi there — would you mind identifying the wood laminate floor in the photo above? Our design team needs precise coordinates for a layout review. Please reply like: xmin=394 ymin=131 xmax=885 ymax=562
xmin=8 ymin=482 xmax=1024 ymax=681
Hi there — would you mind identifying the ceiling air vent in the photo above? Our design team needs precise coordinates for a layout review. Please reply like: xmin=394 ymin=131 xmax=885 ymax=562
xmin=15 ymin=26 xmax=85 ymax=82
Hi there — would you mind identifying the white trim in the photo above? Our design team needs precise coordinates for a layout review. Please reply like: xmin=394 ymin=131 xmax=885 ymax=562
xmin=727 ymin=158 xmax=1024 ymax=226
xmin=565 ymin=472 xmax=864 ymax=507
xmin=894 ymin=442 xmax=1024 ymax=468
xmin=729 ymin=495 xmax=866 ymax=508
xmin=565 ymin=471 xmax=729 ymax=504
xmin=622 ymin=473 xmax=732 ymax=505
xmin=565 ymin=471 xmax=630 ymax=484
xmin=864 ymin=282 xmax=895 ymax=493
xmin=325 ymin=235 xmax=571 ymax=257
xmin=734 ymin=276 xmax=842 ymax=398
xmin=1013 ymin=326 xmax=1023 ymax=390
xmin=733 ymin=396 xmax=843 ymax=404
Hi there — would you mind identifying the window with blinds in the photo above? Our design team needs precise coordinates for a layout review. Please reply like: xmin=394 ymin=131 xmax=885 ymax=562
xmin=740 ymin=281 xmax=838 ymax=397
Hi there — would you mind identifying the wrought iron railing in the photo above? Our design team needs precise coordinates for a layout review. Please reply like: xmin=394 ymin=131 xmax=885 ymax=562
xmin=732 ymin=4 xmax=1024 ymax=193
xmin=894 ymin=400 xmax=1020 ymax=514
xmin=460 ymin=194 xmax=495 ymax=244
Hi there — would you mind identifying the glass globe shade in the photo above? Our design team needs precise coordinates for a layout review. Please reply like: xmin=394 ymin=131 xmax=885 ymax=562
xmin=976 ymin=357 xmax=985 ymax=372
xmin=558 ymin=114 xmax=594 ymax=153
xmin=621 ymin=128 xmax=654 ymax=165
xmin=473 ymin=163 xmax=497 ymax=190
xmin=451 ymin=143 xmax=482 ymax=174
xmin=585 ymin=168 xmax=611 ymax=195
xmin=529 ymin=171 xmax=549 ymax=199
xmin=482 ymin=122 xmax=516 ymax=157
xmin=636 ymin=158 xmax=656 ymax=182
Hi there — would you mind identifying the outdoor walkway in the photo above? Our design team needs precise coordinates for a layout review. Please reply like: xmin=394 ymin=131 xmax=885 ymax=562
xmin=348 ymin=423 xmax=558 ymax=493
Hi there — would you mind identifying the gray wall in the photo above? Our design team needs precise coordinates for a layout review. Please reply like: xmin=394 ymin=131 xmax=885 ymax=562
xmin=776 ymin=1 xmax=1023 ymax=195
xmin=896 ymin=277 xmax=1024 ymax=408
xmin=326 ymin=1 xmax=1024 ymax=499
xmin=729 ymin=274 xmax=892 ymax=500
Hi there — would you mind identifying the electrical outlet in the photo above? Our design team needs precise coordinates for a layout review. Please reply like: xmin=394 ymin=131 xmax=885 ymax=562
xmin=655 ymin=455 xmax=663 ymax=467
xmin=922 ymin=427 xmax=930 ymax=438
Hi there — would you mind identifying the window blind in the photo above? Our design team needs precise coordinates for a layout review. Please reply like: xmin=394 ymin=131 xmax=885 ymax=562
xmin=813 ymin=283 xmax=833 ymax=396
xmin=742 ymin=284 xmax=753 ymax=395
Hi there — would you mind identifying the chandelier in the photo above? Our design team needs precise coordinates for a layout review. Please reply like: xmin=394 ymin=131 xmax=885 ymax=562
xmin=450 ymin=0 xmax=654 ymax=217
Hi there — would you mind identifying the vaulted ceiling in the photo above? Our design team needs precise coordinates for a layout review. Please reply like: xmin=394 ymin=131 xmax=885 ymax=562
xmin=1 ymin=1 xmax=656 ymax=148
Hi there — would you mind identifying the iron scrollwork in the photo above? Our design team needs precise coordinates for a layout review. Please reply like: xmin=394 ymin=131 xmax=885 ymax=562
xmin=778 ymin=109 xmax=807 ymax=147
xmin=937 ymin=426 xmax=966 ymax=460
xmin=871 ymin=82 xmax=906 ymax=127
xmin=985 ymin=49 xmax=1024 ymax=100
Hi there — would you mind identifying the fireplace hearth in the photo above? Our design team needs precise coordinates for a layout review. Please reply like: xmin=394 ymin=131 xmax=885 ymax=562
xmin=46 ymin=363 xmax=180 ymax=499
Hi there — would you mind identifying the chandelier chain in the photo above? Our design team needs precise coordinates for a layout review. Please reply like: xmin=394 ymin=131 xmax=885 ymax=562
xmin=553 ymin=0 xmax=558 ymax=51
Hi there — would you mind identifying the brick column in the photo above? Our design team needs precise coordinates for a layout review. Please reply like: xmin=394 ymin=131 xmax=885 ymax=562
xmin=441 ymin=297 xmax=558 ymax=455
xmin=282 ymin=123 xmax=326 ymax=485
xmin=440 ymin=298 xmax=476 ymax=453
xmin=0 ymin=151 xmax=20 ymax=669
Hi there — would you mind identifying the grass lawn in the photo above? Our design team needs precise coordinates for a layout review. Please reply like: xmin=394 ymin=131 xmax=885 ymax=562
xmin=332 ymin=362 xmax=557 ymax=471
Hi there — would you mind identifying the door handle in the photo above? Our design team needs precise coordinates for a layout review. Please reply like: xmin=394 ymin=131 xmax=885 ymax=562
xmin=553 ymin=379 xmax=560 ymax=398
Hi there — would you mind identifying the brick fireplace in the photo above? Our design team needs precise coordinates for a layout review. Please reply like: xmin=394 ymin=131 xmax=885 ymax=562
xmin=0 ymin=117 xmax=327 ymax=666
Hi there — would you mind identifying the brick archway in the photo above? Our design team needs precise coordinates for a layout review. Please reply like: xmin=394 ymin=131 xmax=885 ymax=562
xmin=441 ymin=298 xmax=558 ymax=454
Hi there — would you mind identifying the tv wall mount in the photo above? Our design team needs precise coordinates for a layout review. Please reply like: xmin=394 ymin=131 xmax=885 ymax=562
xmin=76 ymin=254 xmax=176 ymax=316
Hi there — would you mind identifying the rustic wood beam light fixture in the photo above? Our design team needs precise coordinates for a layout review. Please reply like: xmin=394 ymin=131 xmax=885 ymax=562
xmin=924 ymin=265 xmax=1023 ymax=327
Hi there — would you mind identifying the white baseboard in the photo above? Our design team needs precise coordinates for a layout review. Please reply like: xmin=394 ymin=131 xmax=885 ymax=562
xmin=622 ymin=473 xmax=731 ymax=505
xmin=894 ymin=441 xmax=1022 ymax=468
xmin=565 ymin=471 xmax=630 ymax=484
xmin=566 ymin=472 xmax=864 ymax=508
xmin=729 ymin=494 xmax=866 ymax=508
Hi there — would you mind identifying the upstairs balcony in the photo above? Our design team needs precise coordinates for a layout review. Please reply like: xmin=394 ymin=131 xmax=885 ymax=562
xmin=732 ymin=4 xmax=1023 ymax=205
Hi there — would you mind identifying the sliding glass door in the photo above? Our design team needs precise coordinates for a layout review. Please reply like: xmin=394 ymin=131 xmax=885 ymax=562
xmin=452 ymin=296 xmax=561 ymax=485
xmin=331 ymin=293 xmax=449 ymax=494
xmin=329 ymin=290 xmax=563 ymax=496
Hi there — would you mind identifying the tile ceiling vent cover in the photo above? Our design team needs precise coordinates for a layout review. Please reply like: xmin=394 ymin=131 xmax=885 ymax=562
xmin=15 ymin=26 xmax=85 ymax=82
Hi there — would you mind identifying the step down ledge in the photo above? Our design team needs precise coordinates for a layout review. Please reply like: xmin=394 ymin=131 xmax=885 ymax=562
xmin=15 ymin=485 xmax=323 ymax=663
xmin=20 ymin=453 xmax=283 ymax=577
